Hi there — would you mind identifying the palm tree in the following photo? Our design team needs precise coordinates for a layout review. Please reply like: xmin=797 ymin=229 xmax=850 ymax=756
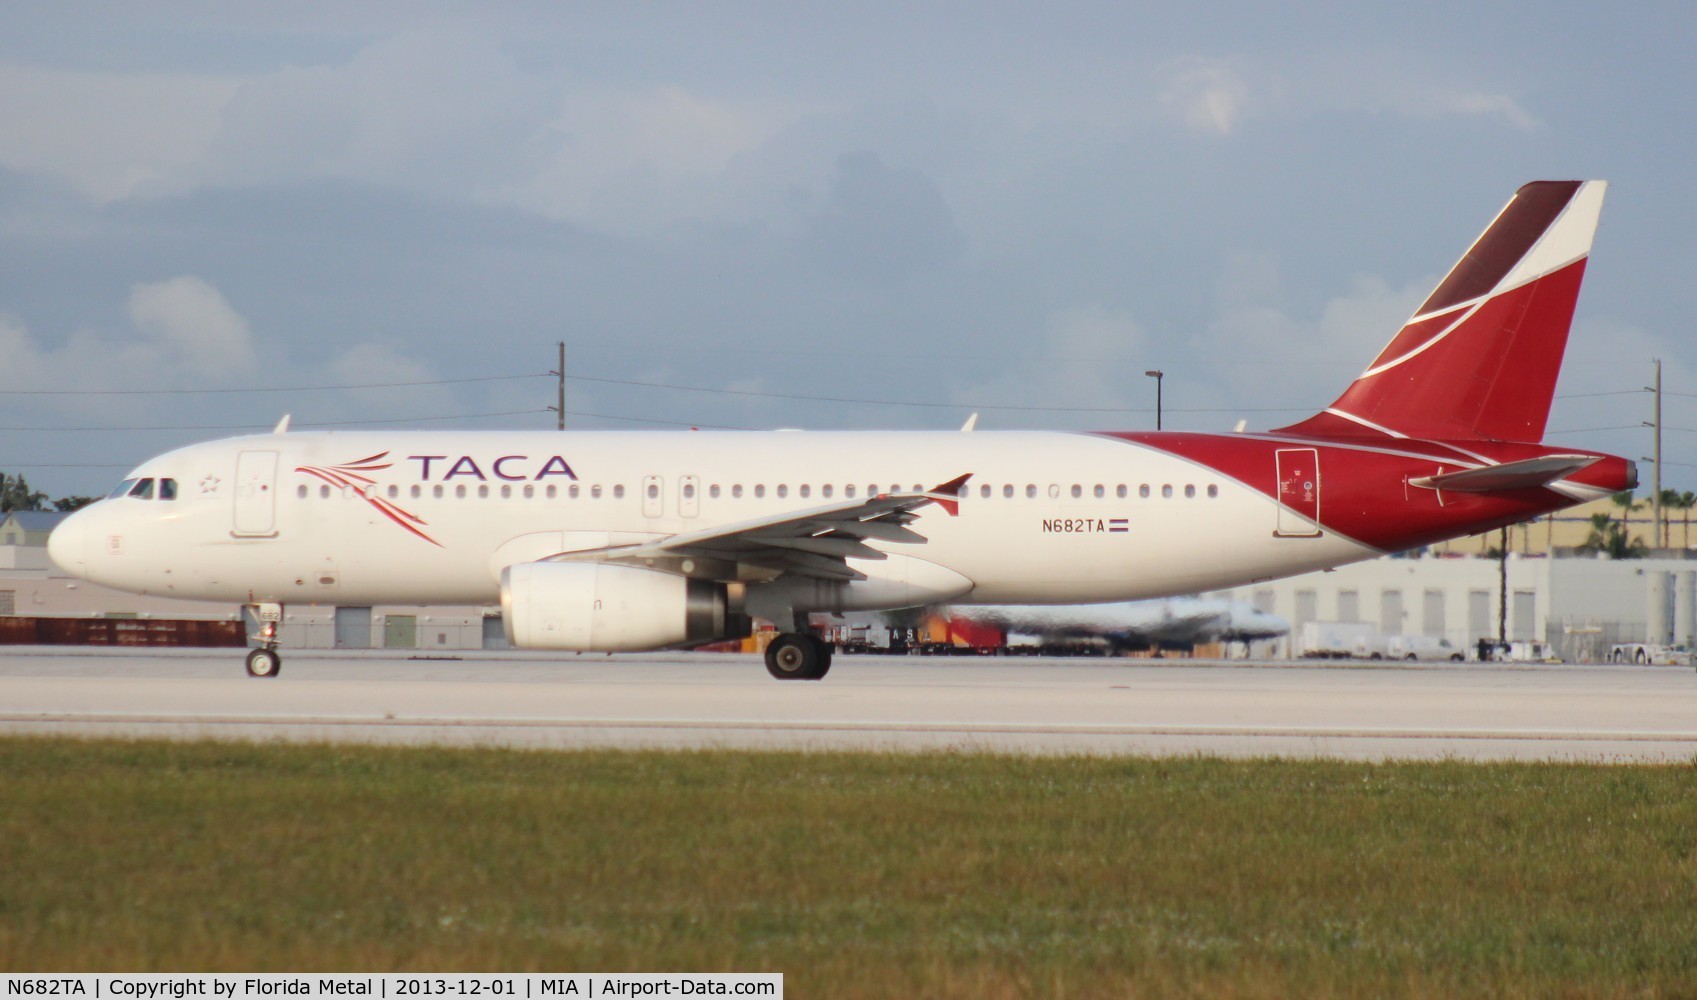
xmin=1611 ymin=490 xmax=1641 ymax=548
xmin=1657 ymin=489 xmax=1684 ymax=549
xmin=1683 ymin=491 xmax=1697 ymax=549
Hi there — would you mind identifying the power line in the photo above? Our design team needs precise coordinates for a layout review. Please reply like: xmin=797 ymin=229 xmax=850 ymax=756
xmin=563 ymin=373 xmax=1312 ymax=414
xmin=0 ymin=409 xmax=548 ymax=432
xmin=0 ymin=374 xmax=548 ymax=396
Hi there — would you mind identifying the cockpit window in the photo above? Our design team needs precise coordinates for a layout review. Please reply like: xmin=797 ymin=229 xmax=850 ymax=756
xmin=159 ymin=478 xmax=178 ymax=501
xmin=128 ymin=478 xmax=155 ymax=500
xmin=108 ymin=479 xmax=138 ymax=499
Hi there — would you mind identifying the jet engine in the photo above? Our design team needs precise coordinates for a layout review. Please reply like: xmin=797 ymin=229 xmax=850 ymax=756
xmin=501 ymin=562 xmax=748 ymax=651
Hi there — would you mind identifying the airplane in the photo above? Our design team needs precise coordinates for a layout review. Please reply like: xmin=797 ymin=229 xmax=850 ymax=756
xmin=47 ymin=180 xmax=1634 ymax=681
xmin=940 ymin=597 xmax=1290 ymax=654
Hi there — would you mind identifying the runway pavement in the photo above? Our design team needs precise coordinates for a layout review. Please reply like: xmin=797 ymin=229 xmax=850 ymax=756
xmin=2 ymin=646 xmax=1695 ymax=762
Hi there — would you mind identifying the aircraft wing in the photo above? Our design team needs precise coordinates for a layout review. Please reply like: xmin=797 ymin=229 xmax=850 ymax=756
xmin=546 ymin=474 xmax=972 ymax=582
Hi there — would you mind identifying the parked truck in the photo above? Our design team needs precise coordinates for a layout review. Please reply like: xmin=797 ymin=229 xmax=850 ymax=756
xmin=1300 ymin=621 xmax=1386 ymax=659
xmin=1606 ymin=643 xmax=1693 ymax=666
xmin=1387 ymin=634 xmax=1465 ymax=662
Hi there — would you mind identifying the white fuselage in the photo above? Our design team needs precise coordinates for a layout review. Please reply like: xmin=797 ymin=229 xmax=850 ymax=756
xmin=48 ymin=429 xmax=1377 ymax=611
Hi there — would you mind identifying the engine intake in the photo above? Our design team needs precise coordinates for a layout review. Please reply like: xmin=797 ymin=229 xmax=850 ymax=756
xmin=501 ymin=562 xmax=747 ymax=651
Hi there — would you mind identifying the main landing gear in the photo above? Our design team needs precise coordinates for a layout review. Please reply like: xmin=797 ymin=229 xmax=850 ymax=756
xmin=244 ymin=602 xmax=284 ymax=678
xmin=765 ymin=633 xmax=832 ymax=681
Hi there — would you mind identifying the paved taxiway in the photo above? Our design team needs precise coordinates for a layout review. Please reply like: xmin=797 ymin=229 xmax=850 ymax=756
xmin=2 ymin=647 xmax=1694 ymax=761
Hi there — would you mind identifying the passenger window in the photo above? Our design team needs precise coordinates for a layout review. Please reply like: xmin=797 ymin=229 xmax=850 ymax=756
xmin=754 ymin=485 xmax=766 ymax=498
xmin=845 ymin=485 xmax=857 ymax=499
xmin=523 ymin=484 xmax=535 ymax=499
xmin=1207 ymin=484 xmax=1218 ymax=498
xmin=569 ymin=484 xmax=580 ymax=499
xmin=710 ymin=484 xmax=721 ymax=499
xmin=159 ymin=479 xmax=177 ymax=500
xmin=455 ymin=485 xmax=467 ymax=499
xmin=433 ymin=485 xmax=444 ymax=498
xmin=648 ymin=483 xmax=660 ymax=499
xmin=388 ymin=485 xmax=399 ymax=499
xmin=683 ymin=483 xmax=696 ymax=499
xmin=613 ymin=485 xmax=625 ymax=499
xmin=1070 ymin=485 xmax=1082 ymax=499
xmin=1093 ymin=484 xmax=1104 ymax=499
xmin=1185 ymin=484 xmax=1196 ymax=499
xmin=1162 ymin=485 xmax=1173 ymax=498
xmin=323 ymin=486 xmax=334 ymax=499
xmin=129 ymin=479 xmax=155 ymax=500
xmin=411 ymin=485 xmax=422 ymax=499
xmin=1139 ymin=485 xmax=1151 ymax=499
xmin=1026 ymin=485 xmax=1037 ymax=498
xmin=1049 ymin=484 xmax=1061 ymax=499
xmin=1116 ymin=485 xmax=1127 ymax=499
xmin=108 ymin=479 xmax=138 ymax=499
xmin=478 ymin=485 xmax=489 ymax=499
xmin=546 ymin=485 xmax=557 ymax=499
xmin=777 ymin=485 xmax=789 ymax=498
xmin=980 ymin=484 xmax=991 ymax=498
xmin=799 ymin=484 xmax=809 ymax=499
xmin=1003 ymin=484 xmax=1014 ymax=498
xmin=500 ymin=485 xmax=511 ymax=499
xmin=297 ymin=485 xmax=308 ymax=499
xmin=733 ymin=484 xmax=744 ymax=498
xmin=822 ymin=484 xmax=833 ymax=499
xmin=592 ymin=485 xmax=603 ymax=499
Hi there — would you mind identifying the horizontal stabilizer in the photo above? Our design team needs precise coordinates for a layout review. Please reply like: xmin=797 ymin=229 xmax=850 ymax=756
xmin=1409 ymin=455 xmax=1600 ymax=493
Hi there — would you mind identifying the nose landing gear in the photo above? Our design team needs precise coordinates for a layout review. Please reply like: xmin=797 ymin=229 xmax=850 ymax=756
xmin=244 ymin=603 xmax=284 ymax=678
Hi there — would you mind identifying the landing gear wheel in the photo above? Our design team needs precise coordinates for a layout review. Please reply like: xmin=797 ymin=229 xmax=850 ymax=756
xmin=246 ymin=648 xmax=282 ymax=678
xmin=765 ymin=633 xmax=831 ymax=680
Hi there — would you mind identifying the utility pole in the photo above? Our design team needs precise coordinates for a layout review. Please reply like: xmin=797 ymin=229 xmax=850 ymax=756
xmin=1498 ymin=525 xmax=1508 ymax=651
xmin=1144 ymin=370 xmax=1164 ymax=430
xmin=1652 ymin=358 xmax=1663 ymax=548
xmin=548 ymin=341 xmax=566 ymax=431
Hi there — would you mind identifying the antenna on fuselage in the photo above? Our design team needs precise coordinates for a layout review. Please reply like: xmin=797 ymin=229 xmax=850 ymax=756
xmin=273 ymin=414 xmax=292 ymax=434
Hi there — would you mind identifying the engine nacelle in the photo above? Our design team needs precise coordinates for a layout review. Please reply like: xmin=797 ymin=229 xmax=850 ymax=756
xmin=501 ymin=562 xmax=746 ymax=651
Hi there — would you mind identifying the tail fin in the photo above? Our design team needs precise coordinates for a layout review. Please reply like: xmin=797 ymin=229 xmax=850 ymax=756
xmin=1275 ymin=180 xmax=1607 ymax=442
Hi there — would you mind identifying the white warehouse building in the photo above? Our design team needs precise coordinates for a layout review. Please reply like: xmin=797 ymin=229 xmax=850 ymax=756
xmin=1211 ymin=552 xmax=1697 ymax=661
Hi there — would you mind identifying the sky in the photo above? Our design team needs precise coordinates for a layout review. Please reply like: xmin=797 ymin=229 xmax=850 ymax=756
xmin=2 ymin=2 xmax=1694 ymax=499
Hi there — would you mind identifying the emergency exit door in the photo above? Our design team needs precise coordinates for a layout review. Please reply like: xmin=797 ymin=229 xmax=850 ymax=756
xmin=1274 ymin=448 xmax=1322 ymax=538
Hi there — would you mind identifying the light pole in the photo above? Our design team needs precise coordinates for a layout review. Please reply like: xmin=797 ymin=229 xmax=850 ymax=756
xmin=1144 ymin=370 xmax=1164 ymax=430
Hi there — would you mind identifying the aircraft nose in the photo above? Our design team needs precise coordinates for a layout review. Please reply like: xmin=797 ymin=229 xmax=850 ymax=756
xmin=47 ymin=510 xmax=89 ymax=576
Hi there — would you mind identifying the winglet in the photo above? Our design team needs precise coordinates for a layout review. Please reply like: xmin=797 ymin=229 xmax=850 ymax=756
xmin=925 ymin=473 xmax=973 ymax=517
xmin=273 ymin=414 xmax=292 ymax=434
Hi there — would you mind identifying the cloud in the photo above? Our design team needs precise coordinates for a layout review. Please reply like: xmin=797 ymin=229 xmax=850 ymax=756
xmin=0 ymin=275 xmax=257 ymax=398
xmin=1418 ymin=89 xmax=1537 ymax=131
xmin=1205 ymin=270 xmax=1431 ymax=416
xmin=948 ymin=304 xmax=1149 ymax=424
xmin=1156 ymin=57 xmax=1256 ymax=135
xmin=799 ymin=151 xmax=966 ymax=283
xmin=126 ymin=276 xmax=257 ymax=378
xmin=0 ymin=65 xmax=238 ymax=202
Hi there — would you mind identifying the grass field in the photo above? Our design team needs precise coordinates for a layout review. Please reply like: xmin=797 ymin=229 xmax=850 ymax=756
xmin=2 ymin=738 xmax=1695 ymax=997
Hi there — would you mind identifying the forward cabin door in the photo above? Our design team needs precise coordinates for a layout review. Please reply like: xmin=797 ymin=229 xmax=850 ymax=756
xmin=232 ymin=450 xmax=279 ymax=538
xmin=1274 ymin=448 xmax=1322 ymax=538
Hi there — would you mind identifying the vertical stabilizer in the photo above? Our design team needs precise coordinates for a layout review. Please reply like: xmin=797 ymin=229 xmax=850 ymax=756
xmin=1275 ymin=180 xmax=1606 ymax=442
